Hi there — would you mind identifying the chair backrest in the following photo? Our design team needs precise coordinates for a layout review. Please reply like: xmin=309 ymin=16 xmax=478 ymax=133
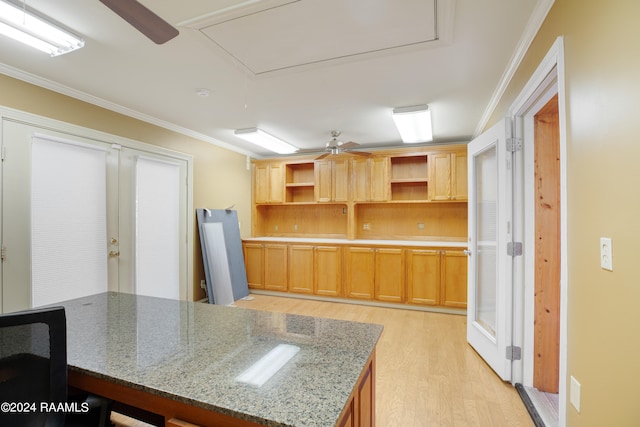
xmin=0 ymin=306 xmax=67 ymax=427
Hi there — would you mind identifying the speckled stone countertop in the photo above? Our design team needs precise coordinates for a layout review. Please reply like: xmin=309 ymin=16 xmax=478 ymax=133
xmin=59 ymin=292 xmax=383 ymax=427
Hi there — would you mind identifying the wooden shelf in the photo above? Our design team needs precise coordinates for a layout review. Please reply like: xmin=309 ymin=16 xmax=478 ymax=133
xmin=390 ymin=177 xmax=428 ymax=184
xmin=286 ymin=182 xmax=315 ymax=187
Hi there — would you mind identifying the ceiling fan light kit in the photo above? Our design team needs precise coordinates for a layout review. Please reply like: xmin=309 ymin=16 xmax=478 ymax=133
xmin=234 ymin=128 xmax=298 ymax=155
xmin=0 ymin=0 xmax=84 ymax=56
xmin=392 ymin=105 xmax=433 ymax=143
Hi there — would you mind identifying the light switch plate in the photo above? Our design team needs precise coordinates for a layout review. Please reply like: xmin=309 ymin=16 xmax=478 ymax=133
xmin=570 ymin=376 xmax=581 ymax=412
xmin=600 ymin=237 xmax=613 ymax=271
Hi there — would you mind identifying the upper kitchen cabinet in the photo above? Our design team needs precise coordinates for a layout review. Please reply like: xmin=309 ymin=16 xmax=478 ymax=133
xmin=428 ymin=150 xmax=468 ymax=202
xmin=389 ymin=154 xmax=429 ymax=201
xmin=352 ymin=156 xmax=390 ymax=202
xmin=254 ymin=162 xmax=285 ymax=204
xmin=315 ymin=158 xmax=349 ymax=203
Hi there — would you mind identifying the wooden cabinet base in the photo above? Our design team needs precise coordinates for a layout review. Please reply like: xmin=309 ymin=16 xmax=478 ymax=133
xmin=69 ymin=351 xmax=376 ymax=427
xmin=337 ymin=351 xmax=376 ymax=427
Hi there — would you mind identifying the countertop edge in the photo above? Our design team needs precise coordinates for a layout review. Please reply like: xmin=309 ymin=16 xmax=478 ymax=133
xmin=242 ymin=237 xmax=468 ymax=248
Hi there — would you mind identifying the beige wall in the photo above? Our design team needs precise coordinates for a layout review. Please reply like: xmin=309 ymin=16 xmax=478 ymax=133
xmin=0 ymin=74 xmax=252 ymax=300
xmin=488 ymin=1 xmax=640 ymax=425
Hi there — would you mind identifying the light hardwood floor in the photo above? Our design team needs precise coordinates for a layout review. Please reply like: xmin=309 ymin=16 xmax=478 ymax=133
xmin=113 ymin=294 xmax=534 ymax=427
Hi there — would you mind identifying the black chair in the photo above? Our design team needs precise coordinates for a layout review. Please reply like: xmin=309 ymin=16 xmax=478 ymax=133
xmin=0 ymin=306 xmax=112 ymax=427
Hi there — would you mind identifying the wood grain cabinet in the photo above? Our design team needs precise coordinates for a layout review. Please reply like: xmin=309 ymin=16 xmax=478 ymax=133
xmin=428 ymin=151 xmax=468 ymax=202
xmin=406 ymin=248 xmax=468 ymax=308
xmin=254 ymin=162 xmax=285 ymax=204
xmin=287 ymin=244 xmax=342 ymax=296
xmin=441 ymin=250 xmax=468 ymax=308
xmin=406 ymin=249 xmax=441 ymax=305
xmin=352 ymin=157 xmax=389 ymax=202
xmin=315 ymin=158 xmax=349 ymax=202
xmin=345 ymin=246 xmax=404 ymax=302
xmin=243 ymin=243 xmax=288 ymax=290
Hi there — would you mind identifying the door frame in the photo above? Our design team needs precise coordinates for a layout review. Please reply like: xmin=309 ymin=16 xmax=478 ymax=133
xmin=509 ymin=37 xmax=568 ymax=425
xmin=0 ymin=106 xmax=195 ymax=304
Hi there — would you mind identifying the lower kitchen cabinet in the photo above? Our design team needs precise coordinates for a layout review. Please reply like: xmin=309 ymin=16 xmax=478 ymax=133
xmin=264 ymin=244 xmax=288 ymax=291
xmin=345 ymin=247 xmax=375 ymax=299
xmin=406 ymin=249 xmax=440 ymax=305
xmin=345 ymin=247 xmax=404 ymax=302
xmin=243 ymin=243 xmax=265 ymax=289
xmin=441 ymin=250 xmax=468 ymax=308
xmin=243 ymin=240 xmax=467 ymax=310
xmin=315 ymin=246 xmax=342 ymax=296
xmin=288 ymin=244 xmax=342 ymax=296
xmin=374 ymin=248 xmax=404 ymax=303
xmin=288 ymin=245 xmax=314 ymax=294
xmin=406 ymin=249 xmax=468 ymax=308
xmin=243 ymin=243 xmax=288 ymax=291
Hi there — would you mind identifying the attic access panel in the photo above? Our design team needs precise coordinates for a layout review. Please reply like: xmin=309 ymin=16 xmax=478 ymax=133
xmin=198 ymin=0 xmax=437 ymax=75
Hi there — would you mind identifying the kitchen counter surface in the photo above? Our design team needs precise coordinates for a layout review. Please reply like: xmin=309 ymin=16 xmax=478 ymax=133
xmin=243 ymin=236 xmax=468 ymax=248
xmin=60 ymin=292 xmax=383 ymax=427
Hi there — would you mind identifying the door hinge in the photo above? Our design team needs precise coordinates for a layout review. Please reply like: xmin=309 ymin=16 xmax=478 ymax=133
xmin=1 ymin=146 xmax=5 ymax=161
xmin=507 ymin=242 xmax=522 ymax=257
xmin=506 ymin=137 xmax=522 ymax=152
xmin=1 ymin=246 xmax=6 ymax=261
xmin=506 ymin=346 xmax=522 ymax=361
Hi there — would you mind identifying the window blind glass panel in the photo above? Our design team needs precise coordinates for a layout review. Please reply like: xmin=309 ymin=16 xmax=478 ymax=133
xmin=135 ymin=156 xmax=180 ymax=300
xmin=31 ymin=136 xmax=108 ymax=307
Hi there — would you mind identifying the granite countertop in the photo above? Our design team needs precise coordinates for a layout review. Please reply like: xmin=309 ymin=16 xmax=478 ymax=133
xmin=242 ymin=236 xmax=468 ymax=248
xmin=60 ymin=292 xmax=383 ymax=427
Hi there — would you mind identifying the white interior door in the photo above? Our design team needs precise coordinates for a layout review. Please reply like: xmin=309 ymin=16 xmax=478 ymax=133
xmin=467 ymin=118 xmax=513 ymax=381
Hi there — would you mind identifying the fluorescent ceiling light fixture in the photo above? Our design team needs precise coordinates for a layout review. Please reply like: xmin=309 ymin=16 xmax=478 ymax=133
xmin=234 ymin=128 xmax=297 ymax=154
xmin=392 ymin=105 xmax=433 ymax=143
xmin=0 ymin=0 xmax=84 ymax=56
xmin=235 ymin=344 xmax=300 ymax=387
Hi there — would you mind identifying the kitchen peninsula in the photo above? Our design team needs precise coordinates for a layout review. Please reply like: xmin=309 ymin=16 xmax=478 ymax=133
xmin=61 ymin=292 xmax=382 ymax=427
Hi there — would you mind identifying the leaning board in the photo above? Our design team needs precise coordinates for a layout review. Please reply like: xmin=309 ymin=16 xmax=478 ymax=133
xmin=196 ymin=209 xmax=249 ymax=304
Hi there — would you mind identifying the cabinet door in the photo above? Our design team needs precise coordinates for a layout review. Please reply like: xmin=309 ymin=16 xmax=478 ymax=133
xmin=332 ymin=158 xmax=349 ymax=202
xmin=441 ymin=250 xmax=468 ymax=308
xmin=351 ymin=158 xmax=370 ymax=202
xmin=345 ymin=247 xmax=375 ymax=299
xmin=288 ymin=245 xmax=314 ymax=294
xmin=452 ymin=152 xmax=468 ymax=201
xmin=254 ymin=164 xmax=270 ymax=204
xmin=374 ymin=248 xmax=404 ymax=302
xmin=428 ymin=153 xmax=452 ymax=201
xmin=243 ymin=243 xmax=265 ymax=289
xmin=406 ymin=249 xmax=440 ymax=305
xmin=314 ymin=160 xmax=333 ymax=202
xmin=269 ymin=163 xmax=285 ymax=203
xmin=315 ymin=246 xmax=342 ymax=296
xmin=369 ymin=157 xmax=390 ymax=202
xmin=264 ymin=244 xmax=287 ymax=291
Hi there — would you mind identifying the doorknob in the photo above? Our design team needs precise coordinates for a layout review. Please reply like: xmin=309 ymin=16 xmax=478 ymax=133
xmin=110 ymin=238 xmax=118 ymax=244
xmin=109 ymin=250 xmax=120 ymax=258
xmin=464 ymin=250 xmax=472 ymax=256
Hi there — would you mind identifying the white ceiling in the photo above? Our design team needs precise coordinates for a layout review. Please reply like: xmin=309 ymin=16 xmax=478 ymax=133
xmin=0 ymin=0 xmax=544 ymax=157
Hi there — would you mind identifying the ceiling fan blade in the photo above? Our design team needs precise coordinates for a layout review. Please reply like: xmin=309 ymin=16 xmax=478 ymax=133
xmin=340 ymin=141 xmax=360 ymax=149
xmin=99 ymin=0 xmax=179 ymax=44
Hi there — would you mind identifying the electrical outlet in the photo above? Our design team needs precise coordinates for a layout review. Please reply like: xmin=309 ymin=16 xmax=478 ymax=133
xmin=600 ymin=237 xmax=613 ymax=271
xmin=274 ymin=225 xmax=278 ymax=231
xmin=363 ymin=223 xmax=370 ymax=230
xmin=294 ymin=224 xmax=298 ymax=231
xmin=200 ymin=280 xmax=206 ymax=289
xmin=570 ymin=376 xmax=581 ymax=412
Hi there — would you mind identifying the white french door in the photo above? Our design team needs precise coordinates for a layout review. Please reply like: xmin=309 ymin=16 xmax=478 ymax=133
xmin=1 ymin=117 xmax=190 ymax=311
xmin=467 ymin=118 xmax=514 ymax=381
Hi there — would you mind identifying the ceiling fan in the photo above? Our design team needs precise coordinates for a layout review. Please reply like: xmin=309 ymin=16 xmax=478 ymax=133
xmin=299 ymin=131 xmax=371 ymax=160
xmin=99 ymin=0 xmax=179 ymax=44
